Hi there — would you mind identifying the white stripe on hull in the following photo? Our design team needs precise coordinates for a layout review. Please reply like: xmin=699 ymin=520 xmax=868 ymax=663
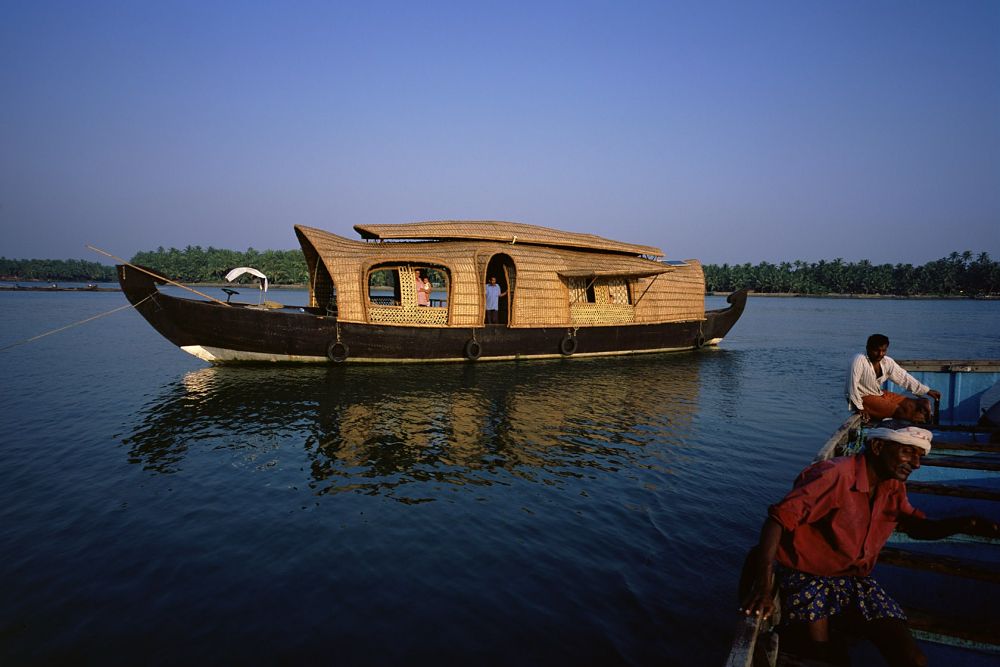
xmin=181 ymin=342 xmax=718 ymax=364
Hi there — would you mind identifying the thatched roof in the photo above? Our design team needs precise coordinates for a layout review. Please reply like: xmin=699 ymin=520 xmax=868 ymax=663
xmin=353 ymin=221 xmax=663 ymax=258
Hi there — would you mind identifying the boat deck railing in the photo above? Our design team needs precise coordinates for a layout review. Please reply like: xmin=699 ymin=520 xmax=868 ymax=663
xmin=893 ymin=360 xmax=1000 ymax=426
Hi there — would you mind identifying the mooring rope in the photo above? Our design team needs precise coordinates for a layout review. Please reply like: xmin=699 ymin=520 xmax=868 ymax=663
xmin=87 ymin=245 xmax=230 ymax=306
xmin=0 ymin=293 xmax=155 ymax=353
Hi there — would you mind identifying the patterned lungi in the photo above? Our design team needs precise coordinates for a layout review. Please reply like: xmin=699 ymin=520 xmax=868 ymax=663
xmin=861 ymin=392 xmax=908 ymax=420
xmin=776 ymin=565 xmax=907 ymax=624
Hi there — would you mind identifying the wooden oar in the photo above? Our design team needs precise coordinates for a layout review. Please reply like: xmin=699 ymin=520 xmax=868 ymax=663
xmin=87 ymin=245 xmax=230 ymax=307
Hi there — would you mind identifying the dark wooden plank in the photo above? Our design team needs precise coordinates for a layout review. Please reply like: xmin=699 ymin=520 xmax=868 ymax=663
xmin=904 ymin=607 xmax=1000 ymax=647
xmin=776 ymin=653 xmax=847 ymax=667
xmin=894 ymin=359 xmax=1000 ymax=373
xmin=929 ymin=441 xmax=1000 ymax=453
xmin=879 ymin=546 xmax=1000 ymax=583
xmin=724 ymin=615 xmax=770 ymax=667
xmin=921 ymin=456 xmax=1000 ymax=472
xmin=906 ymin=481 xmax=1000 ymax=501
xmin=931 ymin=424 xmax=1000 ymax=434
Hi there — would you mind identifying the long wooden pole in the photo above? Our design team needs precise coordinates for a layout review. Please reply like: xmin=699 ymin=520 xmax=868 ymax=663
xmin=87 ymin=245 xmax=231 ymax=307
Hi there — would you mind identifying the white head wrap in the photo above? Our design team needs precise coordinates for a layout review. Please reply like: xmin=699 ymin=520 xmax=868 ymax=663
xmin=866 ymin=426 xmax=932 ymax=454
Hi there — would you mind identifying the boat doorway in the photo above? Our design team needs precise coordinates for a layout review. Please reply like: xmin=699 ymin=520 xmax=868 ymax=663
xmin=485 ymin=254 xmax=515 ymax=326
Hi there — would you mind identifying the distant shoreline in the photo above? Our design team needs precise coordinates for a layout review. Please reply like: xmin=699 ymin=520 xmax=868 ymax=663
xmin=2 ymin=282 xmax=996 ymax=300
xmin=709 ymin=291 xmax=999 ymax=300
xmin=0 ymin=284 xmax=119 ymax=292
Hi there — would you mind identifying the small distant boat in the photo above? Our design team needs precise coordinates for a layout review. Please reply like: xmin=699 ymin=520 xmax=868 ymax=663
xmin=725 ymin=359 xmax=1000 ymax=666
xmin=117 ymin=220 xmax=747 ymax=364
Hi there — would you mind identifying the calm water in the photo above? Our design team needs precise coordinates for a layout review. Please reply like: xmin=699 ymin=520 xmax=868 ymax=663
xmin=2 ymin=290 xmax=999 ymax=666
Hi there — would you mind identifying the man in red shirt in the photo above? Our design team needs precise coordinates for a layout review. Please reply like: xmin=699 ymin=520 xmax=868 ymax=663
xmin=740 ymin=424 xmax=999 ymax=665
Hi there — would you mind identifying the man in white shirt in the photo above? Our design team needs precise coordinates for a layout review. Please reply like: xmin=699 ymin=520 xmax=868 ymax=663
xmin=484 ymin=276 xmax=507 ymax=324
xmin=845 ymin=334 xmax=941 ymax=422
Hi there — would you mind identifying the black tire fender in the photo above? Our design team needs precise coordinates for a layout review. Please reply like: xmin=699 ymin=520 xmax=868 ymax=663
xmin=327 ymin=341 xmax=349 ymax=363
xmin=559 ymin=335 xmax=578 ymax=356
xmin=464 ymin=338 xmax=482 ymax=361
xmin=695 ymin=335 xmax=706 ymax=349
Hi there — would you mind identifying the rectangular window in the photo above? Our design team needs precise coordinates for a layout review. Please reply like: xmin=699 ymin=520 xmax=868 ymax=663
xmin=369 ymin=268 xmax=401 ymax=306
xmin=568 ymin=277 xmax=631 ymax=305
xmin=568 ymin=275 xmax=635 ymax=325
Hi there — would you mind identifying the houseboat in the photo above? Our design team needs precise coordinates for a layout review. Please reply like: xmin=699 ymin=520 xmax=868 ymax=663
xmin=117 ymin=220 xmax=747 ymax=364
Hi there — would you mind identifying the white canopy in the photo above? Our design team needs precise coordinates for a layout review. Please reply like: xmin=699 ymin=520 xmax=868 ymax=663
xmin=225 ymin=267 xmax=268 ymax=293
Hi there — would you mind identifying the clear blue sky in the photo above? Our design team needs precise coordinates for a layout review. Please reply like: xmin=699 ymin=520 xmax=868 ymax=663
xmin=2 ymin=0 xmax=998 ymax=265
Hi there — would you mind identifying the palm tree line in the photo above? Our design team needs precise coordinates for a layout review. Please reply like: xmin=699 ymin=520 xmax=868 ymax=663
xmin=3 ymin=249 xmax=998 ymax=296
xmin=704 ymin=252 xmax=999 ymax=296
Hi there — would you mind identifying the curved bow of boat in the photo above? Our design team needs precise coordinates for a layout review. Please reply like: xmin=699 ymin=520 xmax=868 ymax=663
xmin=117 ymin=263 xmax=168 ymax=306
xmin=117 ymin=263 xmax=228 ymax=350
xmin=701 ymin=288 xmax=749 ymax=346
xmin=725 ymin=287 xmax=749 ymax=312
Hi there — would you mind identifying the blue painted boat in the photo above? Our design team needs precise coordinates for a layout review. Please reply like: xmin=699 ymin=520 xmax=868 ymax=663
xmin=726 ymin=360 xmax=1000 ymax=666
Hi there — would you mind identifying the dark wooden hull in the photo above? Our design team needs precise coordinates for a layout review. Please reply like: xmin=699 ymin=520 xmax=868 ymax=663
xmin=117 ymin=264 xmax=747 ymax=364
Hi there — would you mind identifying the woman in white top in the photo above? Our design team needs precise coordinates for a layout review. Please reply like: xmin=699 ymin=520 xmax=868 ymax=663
xmin=415 ymin=270 xmax=430 ymax=306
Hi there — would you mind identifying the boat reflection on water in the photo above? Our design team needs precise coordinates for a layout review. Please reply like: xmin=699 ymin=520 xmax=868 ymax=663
xmin=122 ymin=354 xmax=709 ymax=499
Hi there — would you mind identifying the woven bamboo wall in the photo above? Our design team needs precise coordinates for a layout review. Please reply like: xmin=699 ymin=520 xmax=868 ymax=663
xmin=368 ymin=304 xmax=449 ymax=325
xmin=570 ymin=303 xmax=636 ymax=325
xmin=503 ymin=246 xmax=571 ymax=326
xmin=294 ymin=225 xmax=706 ymax=328
xmin=633 ymin=260 xmax=705 ymax=323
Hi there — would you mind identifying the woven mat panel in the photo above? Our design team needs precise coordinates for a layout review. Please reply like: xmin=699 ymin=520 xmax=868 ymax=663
xmin=608 ymin=279 xmax=630 ymax=304
xmin=367 ymin=305 xmax=449 ymax=326
xmin=511 ymin=293 xmax=570 ymax=326
xmin=570 ymin=304 xmax=635 ymax=325
xmin=450 ymin=302 xmax=480 ymax=325
xmin=449 ymin=255 xmax=482 ymax=326
xmin=332 ymin=257 xmax=366 ymax=321
xmin=509 ymin=265 xmax=571 ymax=325
xmin=297 ymin=228 xmax=370 ymax=322
xmin=634 ymin=260 xmax=705 ymax=323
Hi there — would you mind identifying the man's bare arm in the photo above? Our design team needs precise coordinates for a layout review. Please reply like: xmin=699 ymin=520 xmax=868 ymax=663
xmin=740 ymin=518 xmax=783 ymax=619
